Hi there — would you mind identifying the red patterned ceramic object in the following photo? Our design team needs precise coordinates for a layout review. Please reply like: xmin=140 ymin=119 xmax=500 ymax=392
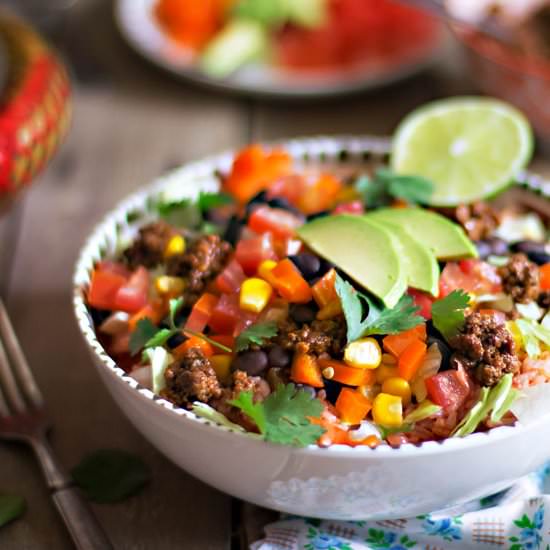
xmin=0 ymin=12 xmax=71 ymax=209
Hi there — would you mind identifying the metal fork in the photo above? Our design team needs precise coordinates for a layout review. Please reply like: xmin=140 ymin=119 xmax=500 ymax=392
xmin=0 ymin=298 xmax=113 ymax=550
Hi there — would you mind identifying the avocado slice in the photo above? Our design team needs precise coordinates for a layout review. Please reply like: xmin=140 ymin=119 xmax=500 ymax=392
xmin=368 ymin=218 xmax=439 ymax=296
xmin=297 ymin=215 xmax=407 ymax=308
xmin=367 ymin=208 xmax=478 ymax=260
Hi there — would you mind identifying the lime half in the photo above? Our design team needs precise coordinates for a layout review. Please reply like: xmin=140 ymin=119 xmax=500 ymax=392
xmin=391 ymin=97 xmax=534 ymax=206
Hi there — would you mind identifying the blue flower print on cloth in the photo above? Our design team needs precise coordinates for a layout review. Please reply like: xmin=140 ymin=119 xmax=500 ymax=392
xmin=250 ymin=462 xmax=550 ymax=550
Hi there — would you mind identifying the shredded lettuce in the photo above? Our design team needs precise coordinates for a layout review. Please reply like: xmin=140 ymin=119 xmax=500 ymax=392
xmin=403 ymin=400 xmax=442 ymax=425
xmin=191 ymin=402 xmax=253 ymax=434
xmin=515 ymin=302 xmax=543 ymax=321
xmin=144 ymin=347 xmax=173 ymax=394
xmin=514 ymin=319 xmax=550 ymax=358
xmin=452 ymin=374 xmax=518 ymax=437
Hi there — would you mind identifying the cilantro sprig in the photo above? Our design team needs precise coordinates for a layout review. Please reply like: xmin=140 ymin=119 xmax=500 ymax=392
xmin=334 ymin=273 xmax=423 ymax=343
xmin=355 ymin=168 xmax=434 ymax=208
xmin=235 ymin=322 xmax=278 ymax=352
xmin=431 ymin=289 xmax=470 ymax=341
xmin=228 ymin=383 xmax=325 ymax=447
xmin=129 ymin=297 xmax=231 ymax=356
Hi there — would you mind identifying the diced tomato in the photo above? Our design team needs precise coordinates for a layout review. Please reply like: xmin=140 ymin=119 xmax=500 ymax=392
xmin=267 ymin=174 xmax=307 ymax=205
xmin=185 ymin=293 xmax=218 ymax=333
xmin=209 ymin=334 xmax=235 ymax=352
xmin=408 ymin=289 xmax=434 ymax=320
xmin=248 ymin=205 xmax=303 ymax=240
xmin=297 ymin=174 xmax=343 ymax=215
xmin=216 ymin=259 xmax=246 ymax=294
xmin=332 ymin=200 xmax=364 ymax=215
xmin=540 ymin=263 xmax=550 ymax=290
xmin=88 ymin=270 xmax=127 ymax=311
xmin=96 ymin=261 xmax=130 ymax=278
xmin=439 ymin=260 xmax=501 ymax=297
xmin=235 ymin=232 xmax=277 ymax=275
xmin=110 ymin=332 xmax=131 ymax=355
xmin=114 ymin=266 xmax=150 ymax=314
xmin=208 ymin=294 xmax=241 ymax=334
xmin=233 ymin=311 xmax=259 ymax=337
xmin=425 ymin=369 xmax=471 ymax=410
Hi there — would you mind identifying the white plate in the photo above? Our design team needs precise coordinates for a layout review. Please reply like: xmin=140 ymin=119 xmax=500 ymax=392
xmin=115 ymin=0 xmax=447 ymax=99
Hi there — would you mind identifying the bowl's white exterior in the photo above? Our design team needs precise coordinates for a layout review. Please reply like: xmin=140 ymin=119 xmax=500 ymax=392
xmin=74 ymin=137 xmax=550 ymax=520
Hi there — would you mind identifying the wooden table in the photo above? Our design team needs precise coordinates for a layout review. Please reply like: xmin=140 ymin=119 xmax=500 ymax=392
xmin=0 ymin=2 xmax=548 ymax=549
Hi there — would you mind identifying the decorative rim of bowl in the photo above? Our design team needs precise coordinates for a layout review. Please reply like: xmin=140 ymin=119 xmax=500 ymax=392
xmin=73 ymin=135 xmax=550 ymax=456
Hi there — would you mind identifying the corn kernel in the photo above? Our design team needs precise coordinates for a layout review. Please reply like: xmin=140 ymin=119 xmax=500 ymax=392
xmin=210 ymin=355 xmax=232 ymax=384
xmin=375 ymin=365 xmax=398 ymax=384
xmin=155 ymin=275 xmax=186 ymax=296
xmin=257 ymin=259 xmax=278 ymax=286
xmin=164 ymin=235 xmax=186 ymax=258
xmin=316 ymin=299 xmax=343 ymax=320
xmin=240 ymin=277 xmax=273 ymax=313
xmin=344 ymin=338 xmax=382 ymax=370
xmin=381 ymin=377 xmax=412 ymax=405
xmin=372 ymin=393 xmax=403 ymax=428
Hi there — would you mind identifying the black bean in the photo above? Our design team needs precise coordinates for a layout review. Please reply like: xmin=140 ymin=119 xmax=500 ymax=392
xmin=266 ymin=367 xmax=288 ymax=390
xmin=222 ymin=215 xmax=242 ymax=246
xmin=89 ymin=307 xmax=111 ymax=326
xmin=289 ymin=303 xmax=316 ymax=325
xmin=167 ymin=332 xmax=186 ymax=349
xmin=232 ymin=350 xmax=269 ymax=376
xmin=289 ymin=253 xmax=321 ymax=280
xmin=307 ymin=210 xmax=330 ymax=221
xmin=268 ymin=346 xmax=291 ymax=368
xmin=511 ymin=241 xmax=550 ymax=265
xmin=475 ymin=237 xmax=509 ymax=259
xmin=295 ymin=384 xmax=317 ymax=398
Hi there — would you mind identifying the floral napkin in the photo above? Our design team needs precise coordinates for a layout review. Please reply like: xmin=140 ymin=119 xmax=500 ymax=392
xmin=251 ymin=462 xmax=550 ymax=550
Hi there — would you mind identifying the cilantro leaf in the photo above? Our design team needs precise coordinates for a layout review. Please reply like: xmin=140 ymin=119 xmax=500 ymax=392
xmin=235 ymin=322 xmax=278 ymax=352
xmin=227 ymin=391 xmax=267 ymax=433
xmin=335 ymin=273 xmax=423 ymax=342
xmin=197 ymin=192 xmax=234 ymax=211
xmin=355 ymin=168 xmax=434 ymax=208
xmin=228 ymin=384 xmax=325 ymax=447
xmin=129 ymin=318 xmax=159 ymax=355
xmin=432 ymin=289 xmax=470 ymax=341
xmin=145 ymin=328 xmax=173 ymax=349
xmin=0 ymin=494 xmax=25 ymax=529
xmin=169 ymin=297 xmax=184 ymax=330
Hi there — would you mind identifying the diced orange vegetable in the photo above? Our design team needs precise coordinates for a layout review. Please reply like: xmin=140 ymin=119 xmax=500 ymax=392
xmin=185 ymin=293 xmax=218 ymax=333
xmin=540 ymin=263 xmax=550 ymax=290
xmin=383 ymin=324 xmax=426 ymax=357
xmin=291 ymin=353 xmax=324 ymax=388
xmin=335 ymin=388 xmax=372 ymax=425
xmin=223 ymin=145 xmax=292 ymax=203
xmin=316 ymin=299 xmax=343 ymax=320
xmin=87 ymin=270 xmax=127 ymax=310
xmin=312 ymin=268 xmax=338 ymax=307
xmin=271 ymin=259 xmax=312 ymax=303
xmin=318 ymin=359 xmax=375 ymax=386
xmin=297 ymin=174 xmax=343 ymax=215
xmin=310 ymin=408 xmax=349 ymax=446
xmin=128 ymin=302 xmax=164 ymax=332
xmin=397 ymin=340 xmax=427 ymax=381
xmin=174 ymin=335 xmax=214 ymax=358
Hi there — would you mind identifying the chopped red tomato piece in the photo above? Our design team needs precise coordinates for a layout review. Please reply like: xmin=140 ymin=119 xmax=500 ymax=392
xmin=439 ymin=260 xmax=501 ymax=297
xmin=88 ymin=270 xmax=127 ymax=310
xmin=297 ymin=174 xmax=343 ymax=215
xmin=267 ymin=174 xmax=306 ymax=205
xmin=114 ymin=266 xmax=150 ymax=314
xmin=185 ymin=293 xmax=218 ymax=333
xmin=216 ymin=259 xmax=246 ymax=294
xmin=332 ymin=200 xmax=364 ymax=215
xmin=96 ymin=261 xmax=130 ymax=278
xmin=425 ymin=369 xmax=471 ymax=410
xmin=248 ymin=205 xmax=303 ymax=239
xmin=208 ymin=294 xmax=241 ymax=334
xmin=408 ymin=289 xmax=434 ymax=320
xmin=235 ymin=232 xmax=277 ymax=275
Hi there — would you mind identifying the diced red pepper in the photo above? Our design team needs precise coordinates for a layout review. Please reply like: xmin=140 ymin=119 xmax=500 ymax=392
xmin=332 ymin=200 xmax=364 ymax=215
xmin=297 ymin=174 xmax=343 ymax=215
xmin=88 ymin=269 xmax=127 ymax=310
xmin=540 ymin=263 xmax=550 ymax=290
xmin=95 ymin=261 xmax=131 ymax=278
xmin=425 ymin=369 xmax=471 ymax=410
xmin=174 ymin=335 xmax=214 ymax=358
xmin=407 ymin=289 xmax=434 ymax=320
xmin=128 ymin=301 xmax=165 ymax=332
xmin=185 ymin=293 xmax=218 ymax=333
xmin=291 ymin=353 xmax=324 ymax=387
xmin=216 ymin=259 xmax=246 ymax=294
xmin=271 ymin=258 xmax=312 ymax=303
xmin=267 ymin=174 xmax=306 ymax=205
xmin=248 ymin=205 xmax=303 ymax=239
xmin=208 ymin=294 xmax=241 ymax=334
xmin=383 ymin=324 xmax=426 ymax=357
xmin=312 ymin=268 xmax=338 ymax=307
xmin=235 ymin=232 xmax=277 ymax=275
xmin=114 ymin=266 xmax=150 ymax=314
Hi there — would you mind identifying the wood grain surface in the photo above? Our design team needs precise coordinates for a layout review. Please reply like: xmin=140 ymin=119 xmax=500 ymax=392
xmin=0 ymin=1 xmax=549 ymax=549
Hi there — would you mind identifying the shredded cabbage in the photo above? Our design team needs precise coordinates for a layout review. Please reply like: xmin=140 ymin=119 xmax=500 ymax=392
xmin=403 ymin=400 xmax=442 ymax=425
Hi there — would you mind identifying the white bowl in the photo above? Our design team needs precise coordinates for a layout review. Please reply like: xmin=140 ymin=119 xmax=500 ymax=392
xmin=73 ymin=136 xmax=550 ymax=520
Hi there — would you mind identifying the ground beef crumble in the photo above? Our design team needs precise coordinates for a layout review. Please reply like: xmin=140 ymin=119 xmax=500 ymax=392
xmin=166 ymin=234 xmax=232 ymax=304
xmin=275 ymin=317 xmax=346 ymax=356
xmin=449 ymin=312 xmax=520 ymax=386
xmin=498 ymin=253 xmax=540 ymax=304
xmin=161 ymin=348 xmax=222 ymax=407
xmin=438 ymin=201 xmax=500 ymax=241
xmin=123 ymin=221 xmax=176 ymax=269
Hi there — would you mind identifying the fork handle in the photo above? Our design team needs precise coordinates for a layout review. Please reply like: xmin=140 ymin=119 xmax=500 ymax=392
xmin=52 ymin=487 xmax=115 ymax=550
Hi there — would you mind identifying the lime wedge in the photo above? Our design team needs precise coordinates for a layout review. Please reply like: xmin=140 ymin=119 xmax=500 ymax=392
xmin=391 ymin=97 xmax=534 ymax=206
